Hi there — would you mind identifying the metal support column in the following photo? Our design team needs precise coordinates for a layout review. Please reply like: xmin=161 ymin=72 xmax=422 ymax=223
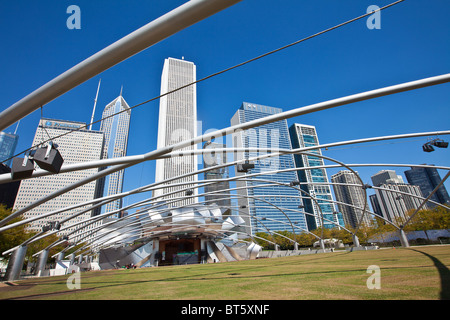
xmin=4 ymin=245 xmax=27 ymax=281
xmin=56 ymin=252 xmax=65 ymax=262
xmin=399 ymin=229 xmax=410 ymax=247
xmin=319 ymin=239 xmax=326 ymax=250
xmin=69 ymin=253 xmax=75 ymax=266
xmin=352 ymin=234 xmax=361 ymax=247
xmin=35 ymin=249 xmax=49 ymax=277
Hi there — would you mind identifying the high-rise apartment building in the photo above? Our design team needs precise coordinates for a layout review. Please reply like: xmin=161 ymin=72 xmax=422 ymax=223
xmin=154 ymin=57 xmax=198 ymax=206
xmin=0 ymin=131 xmax=19 ymax=167
xmin=98 ymin=94 xmax=131 ymax=218
xmin=331 ymin=170 xmax=372 ymax=228
xmin=370 ymin=169 xmax=426 ymax=222
xmin=203 ymin=141 xmax=231 ymax=208
xmin=231 ymin=102 xmax=307 ymax=236
xmin=371 ymin=170 xmax=404 ymax=186
xmin=13 ymin=119 xmax=104 ymax=241
xmin=404 ymin=165 xmax=450 ymax=206
xmin=289 ymin=123 xmax=343 ymax=230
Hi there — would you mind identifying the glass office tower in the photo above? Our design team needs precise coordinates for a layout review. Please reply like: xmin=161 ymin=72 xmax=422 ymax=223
xmin=98 ymin=94 xmax=131 ymax=218
xmin=0 ymin=132 xmax=19 ymax=167
xmin=289 ymin=123 xmax=343 ymax=230
xmin=231 ymin=102 xmax=307 ymax=236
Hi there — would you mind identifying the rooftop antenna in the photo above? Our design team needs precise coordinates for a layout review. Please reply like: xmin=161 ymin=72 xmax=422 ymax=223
xmin=14 ymin=120 xmax=20 ymax=135
xmin=89 ymin=79 xmax=101 ymax=130
xmin=120 ymin=85 xmax=123 ymax=97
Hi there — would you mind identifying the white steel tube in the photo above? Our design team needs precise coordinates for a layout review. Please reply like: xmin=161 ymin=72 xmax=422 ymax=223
xmin=0 ymin=0 xmax=243 ymax=131
xmin=1 ymin=130 xmax=449 ymax=184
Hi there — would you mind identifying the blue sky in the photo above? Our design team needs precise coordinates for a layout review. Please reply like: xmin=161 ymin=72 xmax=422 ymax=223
xmin=1 ymin=0 xmax=449 ymax=210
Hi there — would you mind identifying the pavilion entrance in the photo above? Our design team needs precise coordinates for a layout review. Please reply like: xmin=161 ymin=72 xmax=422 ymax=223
xmin=158 ymin=238 xmax=201 ymax=266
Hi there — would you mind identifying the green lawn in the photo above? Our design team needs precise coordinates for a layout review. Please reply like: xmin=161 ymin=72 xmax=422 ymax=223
xmin=1 ymin=245 xmax=449 ymax=300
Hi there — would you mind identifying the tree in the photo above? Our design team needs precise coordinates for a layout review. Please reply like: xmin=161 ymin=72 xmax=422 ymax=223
xmin=254 ymin=232 xmax=274 ymax=250
xmin=0 ymin=205 xmax=68 ymax=267
xmin=330 ymin=227 xmax=353 ymax=245
xmin=295 ymin=232 xmax=316 ymax=248
xmin=0 ymin=205 xmax=29 ymax=262
xmin=405 ymin=205 xmax=450 ymax=232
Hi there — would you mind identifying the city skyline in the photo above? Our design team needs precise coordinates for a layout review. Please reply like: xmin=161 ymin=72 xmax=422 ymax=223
xmin=1 ymin=0 xmax=449 ymax=215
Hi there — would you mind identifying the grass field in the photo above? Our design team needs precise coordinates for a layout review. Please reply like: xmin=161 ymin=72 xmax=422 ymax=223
xmin=0 ymin=245 xmax=449 ymax=300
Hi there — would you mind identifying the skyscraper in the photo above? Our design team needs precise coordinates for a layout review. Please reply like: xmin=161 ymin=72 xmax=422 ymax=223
xmin=0 ymin=131 xmax=19 ymax=167
xmin=331 ymin=170 xmax=372 ymax=228
xmin=371 ymin=170 xmax=404 ymax=186
xmin=13 ymin=118 xmax=104 ymax=240
xmin=154 ymin=57 xmax=198 ymax=206
xmin=370 ymin=169 xmax=426 ymax=222
xmin=231 ymin=102 xmax=307 ymax=236
xmin=404 ymin=165 xmax=450 ymax=206
xmin=98 ymin=94 xmax=131 ymax=218
xmin=289 ymin=123 xmax=343 ymax=230
xmin=203 ymin=141 xmax=231 ymax=208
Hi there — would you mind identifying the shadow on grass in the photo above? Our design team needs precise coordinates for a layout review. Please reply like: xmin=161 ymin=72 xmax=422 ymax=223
xmin=410 ymin=248 xmax=450 ymax=300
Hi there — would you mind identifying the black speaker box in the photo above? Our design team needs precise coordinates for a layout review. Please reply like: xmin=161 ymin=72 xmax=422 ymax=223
xmin=34 ymin=147 xmax=64 ymax=173
xmin=11 ymin=157 xmax=35 ymax=180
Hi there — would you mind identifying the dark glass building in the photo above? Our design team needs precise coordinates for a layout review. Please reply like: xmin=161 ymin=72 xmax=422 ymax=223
xmin=289 ymin=123 xmax=344 ymax=230
xmin=404 ymin=165 xmax=450 ymax=207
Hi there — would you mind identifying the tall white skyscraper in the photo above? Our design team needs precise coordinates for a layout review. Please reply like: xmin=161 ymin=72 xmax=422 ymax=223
xmin=13 ymin=118 xmax=104 ymax=241
xmin=98 ymin=94 xmax=131 ymax=218
xmin=154 ymin=57 xmax=198 ymax=206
